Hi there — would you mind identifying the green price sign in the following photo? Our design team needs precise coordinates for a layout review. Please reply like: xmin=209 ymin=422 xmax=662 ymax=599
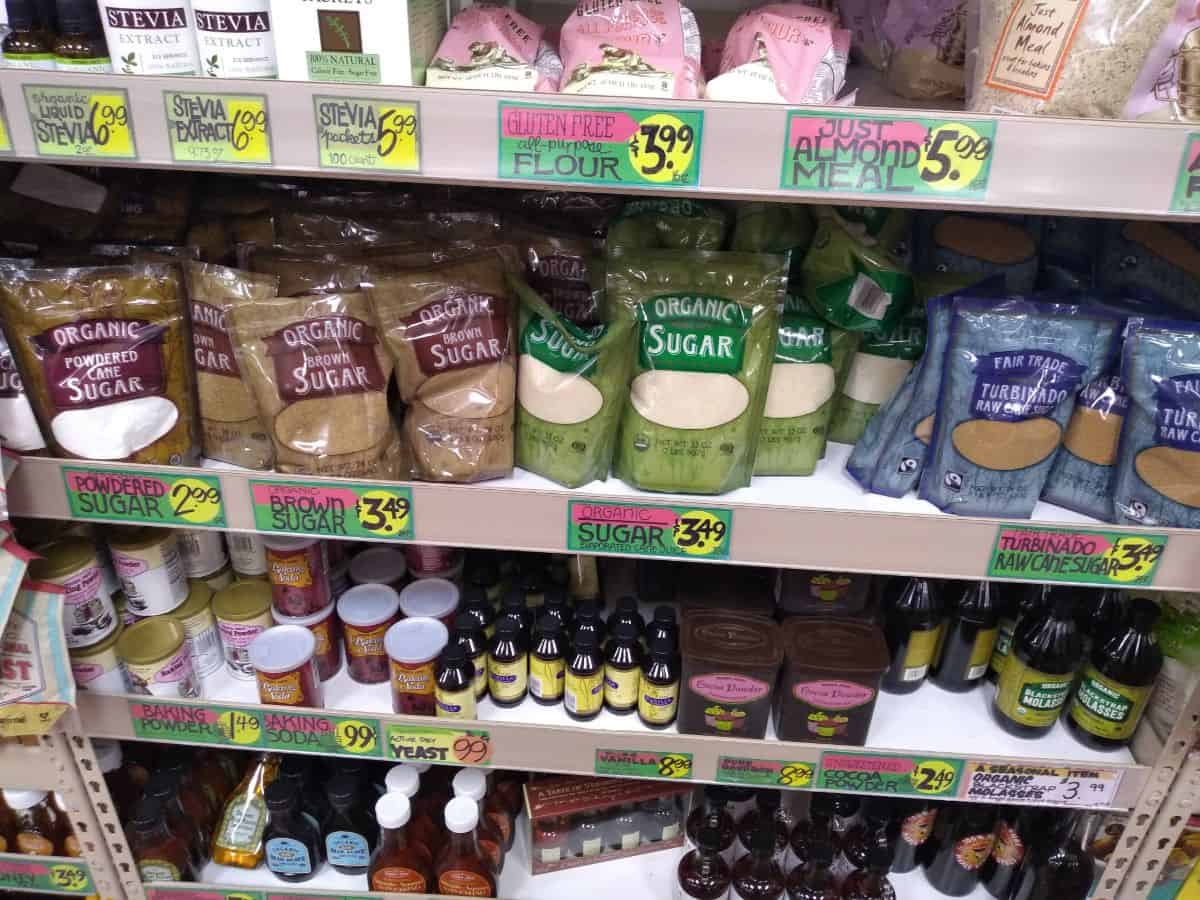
xmin=595 ymin=749 xmax=693 ymax=780
xmin=1172 ymin=134 xmax=1200 ymax=212
xmin=567 ymin=500 xmax=731 ymax=560
xmin=164 ymin=91 xmax=271 ymax=165
xmin=63 ymin=466 xmax=225 ymax=527
xmin=817 ymin=752 xmax=962 ymax=797
xmin=0 ymin=855 xmax=94 ymax=894
xmin=131 ymin=700 xmax=265 ymax=747
xmin=262 ymin=710 xmax=383 ymax=758
xmin=988 ymin=525 xmax=1166 ymax=587
xmin=498 ymin=102 xmax=703 ymax=188
xmin=388 ymin=725 xmax=492 ymax=766
xmin=249 ymin=479 xmax=413 ymax=540
xmin=0 ymin=100 xmax=11 ymax=154
xmin=24 ymin=84 xmax=136 ymax=160
xmin=781 ymin=112 xmax=995 ymax=198
xmin=716 ymin=756 xmax=815 ymax=789
xmin=314 ymin=96 xmax=420 ymax=173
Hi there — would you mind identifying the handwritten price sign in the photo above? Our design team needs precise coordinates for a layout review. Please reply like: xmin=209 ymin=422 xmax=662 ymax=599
xmin=63 ymin=467 xmax=225 ymax=527
xmin=250 ymin=480 xmax=414 ymax=541
xmin=164 ymin=91 xmax=271 ymax=165
xmin=314 ymin=96 xmax=421 ymax=173
xmin=988 ymin=526 xmax=1166 ymax=587
xmin=717 ymin=756 xmax=816 ymax=789
xmin=595 ymin=749 xmax=693 ymax=780
xmin=24 ymin=85 xmax=136 ymax=160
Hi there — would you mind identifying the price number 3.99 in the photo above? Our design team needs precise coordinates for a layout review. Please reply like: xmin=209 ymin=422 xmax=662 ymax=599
xmin=673 ymin=510 xmax=728 ymax=557
xmin=918 ymin=124 xmax=991 ymax=192
xmin=628 ymin=113 xmax=696 ymax=184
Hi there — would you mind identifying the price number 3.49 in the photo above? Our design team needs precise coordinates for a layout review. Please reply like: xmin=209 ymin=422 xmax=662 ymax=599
xmin=628 ymin=113 xmax=696 ymax=184
xmin=918 ymin=124 xmax=991 ymax=192
xmin=48 ymin=864 xmax=88 ymax=892
xmin=356 ymin=489 xmax=411 ymax=537
xmin=673 ymin=510 xmax=728 ymax=557
xmin=1102 ymin=536 xmax=1165 ymax=583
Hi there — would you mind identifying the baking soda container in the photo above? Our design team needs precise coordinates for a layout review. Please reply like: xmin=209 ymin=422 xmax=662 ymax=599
xmin=30 ymin=538 xmax=117 ymax=649
xmin=264 ymin=535 xmax=331 ymax=617
xmin=191 ymin=0 xmax=276 ymax=78
xmin=227 ymin=532 xmax=267 ymax=576
xmin=178 ymin=529 xmax=227 ymax=578
xmin=272 ymin=602 xmax=341 ymax=681
xmin=116 ymin=617 xmax=200 ymax=698
xmin=339 ymin=584 xmax=401 ymax=684
xmin=399 ymin=578 xmax=460 ymax=629
xmin=69 ymin=621 xmax=128 ymax=693
xmin=174 ymin=581 xmax=224 ymax=679
xmin=349 ymin=547 xmax=407 ymax=590
xmin=108 ymin=527 xmax=189 ymax=617
xmin=212 ymin=580 xmax=274 ymax=679
xmin=249 ymin=625 xmax=322 ymax=708
xmin=385 ymin=617 xmax=448 ymax=716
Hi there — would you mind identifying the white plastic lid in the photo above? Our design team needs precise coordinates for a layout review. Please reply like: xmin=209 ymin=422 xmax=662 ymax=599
xmin=247 ymin=624 xmax=316 ymax=674
xmin=384 ymin=617 xmax=448 ymax=665
xmin=375 ymin=792 xmax=412 ymax=829
xmin=338 ymin=583 xmax=402 ymax=628
xmin=271 ymin=600 xmax=335 ymax=628
xmin=3 ymin=789 xmax=47 ymax=810
xmin=452 ymin=768 xmax=487 ymax=802
xmin=385 ymin=765 xmax=420 ymax=798
xmin=444 ymin=795 xmax=479 ymax=834
xmin=54 ymin=792 xmax=68 ymax=812
xmin=412 ymin=559 xmax=464 ymax=581
xmin=399 ymin=577 xmax=460 ymax=620
xmin=409 ymin=762 xmax=432 ymax=774
xmin=350 ymin=547 xmax=407 ymax=586
xmin=261 ymin=535 xmax=319 ymax=551
xmin=93 ymin=738 xmax=122 ymax=773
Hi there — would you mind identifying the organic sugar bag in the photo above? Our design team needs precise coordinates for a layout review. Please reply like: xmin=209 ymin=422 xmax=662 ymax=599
xmin=915 ymin=212 xmax=1041 ymax=293
xmin=0 ymin=331 xmax=46 ymax=454
xmin=610 ymin=249 xmax=786 ymax=494
xmin=1114 ymin=320 xmax=1200 ymax=529
xmin=920 ymin=299 xmax=1117 ymax=518
xmin=755 ymin=313 xmax=857 ymax=476
xmin=1095 ymin=221 xmax=1200 ymax=319
xmin=426 ymin=4 xmax=562 ymax=91
xmin=606 ymin=199 xmax=729 ymax=253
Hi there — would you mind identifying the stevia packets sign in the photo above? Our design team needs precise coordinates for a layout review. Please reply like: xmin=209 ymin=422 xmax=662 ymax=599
xmin=163 ymin=90 xmax=271 ymax=165
xmin=313 ymin=95 xmax=420 ymax=173
xmin=23 ymin=85 xmax=136 ymax=160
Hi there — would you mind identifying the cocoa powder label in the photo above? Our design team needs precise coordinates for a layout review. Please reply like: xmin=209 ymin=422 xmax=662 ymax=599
xmin=192 ymin=300 xmax=240 ymax=377
xmin=403 ymin=293 xmax=510 ymax=376
xmin=33 ymin=318 xmax=166 ymax=410
xmin=264 ymin=315 xmax=385 ymax=404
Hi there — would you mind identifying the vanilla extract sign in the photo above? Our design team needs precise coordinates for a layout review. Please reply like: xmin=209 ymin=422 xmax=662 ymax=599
xmin=163 ymin=91 xmax=271 ymax=164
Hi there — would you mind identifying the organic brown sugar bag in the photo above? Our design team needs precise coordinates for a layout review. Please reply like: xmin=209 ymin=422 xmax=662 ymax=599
xmin=227 ymin=290 xmax=401 ymax=479
xmin=184 ymin=262 xmax=277 ymax=469
xmin=366 ymin=249 xmax=519 ymax=483
xmin=0 ymin=265 xmax=199 ymax=465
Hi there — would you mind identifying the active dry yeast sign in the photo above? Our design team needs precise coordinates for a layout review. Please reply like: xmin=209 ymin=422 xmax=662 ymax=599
xmin=987 ymin=525 xmax=1166 ymax=587
xmin=24 ymin=85 xmax=136 ymax=160
xmin=566 ymin=500 xmax=731 ymax=559
xmin=498 ymin=102 xmax=702 ymax=187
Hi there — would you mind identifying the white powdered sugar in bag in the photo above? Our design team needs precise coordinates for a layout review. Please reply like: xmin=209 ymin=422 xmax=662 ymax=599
xmin=427 ymin=4 xmax=562 ymax=91
xmin=559 ymin=0 xmax=705 ymax=98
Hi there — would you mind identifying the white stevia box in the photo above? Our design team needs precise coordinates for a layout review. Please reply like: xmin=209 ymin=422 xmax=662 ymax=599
xmin=269 ymin=0 xmax=445 ymax=84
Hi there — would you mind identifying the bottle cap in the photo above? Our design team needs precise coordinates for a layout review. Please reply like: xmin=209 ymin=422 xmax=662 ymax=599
xmin=278 ymin=754 xmax=311 ymax=782
xmin=461 ymin=584 xmax=490 ymax=610
xmin=503 ymin=587 xmax=526 ymax=611
xmin=385 ymin=764 xmax=420 ymax=798
xmin=808 ymin=838 xmax=834 ymax=865
xmin=617 ymin=595 xmax=638 ymax=613
xmin=495 ymin=617 xmax=519 ymax=636
xmin=2 ymin=788 xmax=46 ymax=810
xmin=576 ymin=600 xmax=599 ymax=621
xmin=54 ymin=0 xmax=99 ymax=34
xmin=453 ymin=611 xmax=481 ymax=635
xmin=143 ymin=772 xmax=177 ymax=800
xmin=93 ymin=738 xmax=122 ymax=774
xmin=544 ymin=587 xmax=568 ymax=608
xmin=375 ymin=792 xmax=412 ymax=829
xmin=326 ymin=773 xmax=360 ymax=805
xmin=703 ymin=785 xmax=728 ymax=805
xmin=452 ymin=767 xmax=487 ymax=802
xmin=536 ymin=614 xmax=561 ymax=635
xmin=652 ymin=605 xmax=676 ymax=624
xmin=444 ymin=795 xmax=479 ymax=834
xmin=348 ymin=546 xmax=407 ymax=586
xmin=440 ymin=643 xmax=467 ymax=666
xmin=867 ymin=838 xmax=893 ymax=868
xmin=265 ymin=780 xmax=297 ymax=812
xmin=755 ymin=789 xmax=780 ymax=810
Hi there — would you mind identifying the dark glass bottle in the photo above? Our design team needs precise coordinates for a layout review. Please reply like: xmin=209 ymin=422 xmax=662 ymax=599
xmin=842 ymin=841 xmax=895 ymax=900
xmin=277 ymin=755 xmax=328 ymax=836
xmin=450 ymin=768 xmax=504 ymax=875
xmin=786 ymin=835 xmax=837 ymax=900
xmin=1076 ymin=588 xmax=1126 ymax=662
xmin=982 ymin=807 xmax=1047 ymax=900
xmin=993 ymin=591 xmax=1083 ymax=737
xmin=52 ymin=0 xmax=110 ymax=70
xmin=687 ymin=787 xmax=736 ymax=858
xmin=607 ymin=595 xmax=645 ymax=637
xmin=639 ymin=636 xmax=680 ymax=729
xmin=733 ymin=826 xmax=785 ymax=900
xmin=323 ymin=774 xmax=377 ymax=876
xmin=679 ymin=826 xmax=733 ymax=900
xmin=990 ymin=584 xmax=1051 ymax=683
xmin=570 ymin=810 xmax=605 ymax=859
xmin=529 ymin=615 xmax=566 ymax=705
xmin=565 ymin=630 xmax=604 ymax=721
xmin=606 ymin=803 xmax=642 ymax=852
xmin=499 ymin=589 xmax=533 ymax=635
xmin=1 ymin=0 xmax=54 ymax=68
xmin=641 ymin=795 xmax=683 ymax=844
xmin=452 ymin=612 xmax=489 ymax=701
xmin=840 ymin=798 xmax=892 ymax=874
xmin=130 ymin=797 xmax=194 ymax=883
xmin=461 ymin=587 xmax=496 ymax=641
xmin=881 ymin=577 xmax=942 ymax=693
xmin=788 ymin=814 xmax=832 ymax=872
xmin=1024 ymin=812 xmax=1096 ymax=900
xmin=736 ymin=791 xmax=789 ymax=861
xmin=436 ymin=644 xmax=477 ymax=720
xmin=604 ymin=621 xmax=642 ymax=715
xmin=542 ymin=590 xmax=573 ymax=632
xmin=370 ymin=793 xmax=432 ymax=893
xmin=889 ymin=800 xmax=937 ymax=874
xmin=1067 ymin=596 xmax=1163 ymax=750
xmin=519 ymin=567 xmax=546 ymax=609
xmin=487 ymin=618 xmax=528 ymax=708
xmin=143 ymin=773 xmax=207 ymax=871
xmin=647 ymin=604 xmax=679 ymax=647
xmin=922 ymin=804 xmax=996 ymax=896
xmin=932 ymin=581 xmax=999 ymax=691
xmin=573 ymin=600 xmax=606 ymax=647
xmin=263 ymin=781 xmax=322 ymax=883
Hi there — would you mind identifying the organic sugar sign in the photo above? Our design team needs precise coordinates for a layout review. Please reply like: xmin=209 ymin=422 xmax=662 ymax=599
xmin=780 ymin=112 xmax=995 ymax=199
xmin=987 ymin=525 xmax=1167 ymax=587
xmin=23 ymin=84 xmax=136 ymax=160
xmin=163 ymin=90 xmax=271 ymax=165
xmin=63 ymin=466 xmax=225 ymax=527
xmin=566 ymin=500 xmax=732 ymax=560
xmin=249 ymin=479 xmax=414 ymax=540
xmin=498 ymin=102 xmax=703 ymax=188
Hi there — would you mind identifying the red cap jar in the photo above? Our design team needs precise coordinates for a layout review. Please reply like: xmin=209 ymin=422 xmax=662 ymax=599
xmin=249 ymin=624 xmax=322 ymax=708
xmin=263 ymin=536 xmax=331 ymax=617
xmin=338 ymin=583 xmax=401 ymax=684
xmin=272 ymin=602 xmax=342 ymax=681
xmin=385 ymin=617 xmax=448 ymax=716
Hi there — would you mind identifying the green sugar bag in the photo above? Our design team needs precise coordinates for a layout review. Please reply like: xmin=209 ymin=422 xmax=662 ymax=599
xmin=605 ymin=199 xmax=729 ymax=253
xmin=513 ymin=278 xmax=633 ymax=489
xmin=610 ymin=250 xmax=786 ymax=494
xmin=756 ymin=313 xmax=857 ymax=476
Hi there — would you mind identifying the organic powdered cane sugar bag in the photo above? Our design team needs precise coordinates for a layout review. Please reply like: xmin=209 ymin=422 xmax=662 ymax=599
xmin=0 ymin=331 xmax=47 ymax=454
xmin=228 ymin=291 xmax=401 ymax=479
xmin=610 ymin=250 xmax=786 ymax=494
xmin=0 ymin=265 xmax=198 ymax=465
xmin=366 ymin=249 xmax=518 ymax=483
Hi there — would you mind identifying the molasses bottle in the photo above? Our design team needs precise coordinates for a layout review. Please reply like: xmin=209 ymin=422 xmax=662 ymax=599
xmin=370 ymin=793 xmax=432 ymax=893
xmin=990 ymin=584 xmax=1050 ymax=683
xmin=1075 ymin=588 xmax=1126 ymax=662
xmin=323 ymin=774 xmax=377 ymax=875
xmin=839 ymin=798 xmax=892 ymax=874
xmin=130 ymin=797 xmax=193 ymax=883
xmin=452 ymin=612 xmax=489 ymax=701
xmin=648 ymin=605 xmax=679 ymax=647
xmin=1024 ymin=812 xmax=1095 ymax=900
xmin=982 ymin=807 xmax=1046 ymax=900
xmin=889 ymin=800 xmax=937 ymax=874
xmin=788 ymin=813 xmax=832 ymax=872
xmin=564 ymin=630 xmax=604 ymax=721
xmin=461 ymin=587 xmax=496 ymax=641
xmin=678 ymin=825 xmax=733 ymax=900
xmin=993 ymin=590 xmax=1083 ymax=738
xmin=733 ymin=826 xmax=785 ymax=900
xmin=932 ymin=581 xmax=999 ymax=691
xmin=487 ymin=618 xmax=528 ymax=708
xmin=529 ymin=615 xmax=566 ymax=705
xmin=842 ymin=841 xmax=894 ymax=900
xmin=687 ymin=787 xmax=737 ymax=863
xmin=435 ymin=644 xmax=477 ymax=720
xmin=607 ymin=595 xmax=645 ymax=637
xmin=785 ymin=835 xmax=837 ymax=900
xmin=604 ymin=621 xmax=642 ymax=715
xmin=881 ymin=577 xmax=941 ymax=693
xmin=263 ymin=781 xmax=322 ymax=883
xmin=1067 ymin=596 xmax=1162 ymax=750
xmin=437 ymin=797 xmax=496 ymax=897
xmin=736 ymin=791 xmax=789 ymax=861
xmin=639 ymin=636 xmax=680 ymax=728
xmin=922 ymin=804 xmax=995 ymax=896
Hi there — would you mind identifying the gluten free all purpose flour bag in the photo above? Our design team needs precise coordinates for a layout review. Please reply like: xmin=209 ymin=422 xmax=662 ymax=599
xmin=610 ymin=250 xmax=786 ymax=494
xmin=920 ymin=299 xmax=1117 ymax=518
xmin=426 ymin=4 xmax=562 ymax=91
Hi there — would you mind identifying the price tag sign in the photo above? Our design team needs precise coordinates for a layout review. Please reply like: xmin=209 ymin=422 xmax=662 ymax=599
xmin=960 ymin=762 xmax=1123 ymax=808
xmin=262 ymin=711 xmax=383 ymax=758
xmin=388 ymin=725 xmax=492 ymax=765
xmin=780 ymin=112 xmax=995 ymax=199
xmin=595 ymin=749 xmax=693 ymax=780
xmin=63 ymin=466 xmax=225 ymax=527
xmin=145 ymin=890 xmax=263 ymax=900
xmin=249 ymin=479 xmax=414 ymax=540
xmin=498 ymin=102 xmax=703 ymax=188
xmin=23 ymin=84 xmax=136 ymax=160
xmin=0 ymin=100 xmax=12 ymax=154
xmin=164 ymin=91 xmax=271 ymax=165
xmin=131 ymin=700 xmax=265 ymax=746
xmin=1172 ymin=134 xmax=1200 ymax=212
xmin=988 ymin=525 xmax=1166 ymax=587
xmin=0 ymin=855 xmax=94 ymax=894
xmin=566 ymin=500 xmax=732 ymax=560
xmin=313 ymin=96 xmax=420 ymax=173
xmin=716 ymin=756 xmax=815 ymax=789
xmin=817 ymin=752 xmax=962 ymax=797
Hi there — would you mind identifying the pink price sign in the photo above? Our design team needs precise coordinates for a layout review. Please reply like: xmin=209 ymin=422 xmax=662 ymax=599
xmin=566 ymin=500 xmax=731 ymax=560
xmin=249 ymin=478 xmax=413 ymax=540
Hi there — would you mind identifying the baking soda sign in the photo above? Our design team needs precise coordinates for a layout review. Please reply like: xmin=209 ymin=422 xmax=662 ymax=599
xmin=23 ymin=85 xmax=136 ymax=160
xmin=63 ymin=466 xmax=225 ymax=527
xmin=163 ymin=91 xmax=271 ymax=165
xmin=566 ymin=500 xmax=731 ymax=559
xmin=249 ymin=479 xmax=414 ymax=540
xmin=781 ymin=112 xmax=995 ymax=199
xmin=987 ymin=525 xmax=1166 ymax=586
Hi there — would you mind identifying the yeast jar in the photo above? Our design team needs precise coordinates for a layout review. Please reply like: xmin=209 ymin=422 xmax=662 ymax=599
xmin=249 ymin=625 xmax=322 ymax=708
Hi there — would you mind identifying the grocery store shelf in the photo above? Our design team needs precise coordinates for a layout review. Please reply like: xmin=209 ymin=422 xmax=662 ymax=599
xmin=11 ymin=447 xmax=1200 ymax=589
xmin=0 ymin=69 xmax=1197 ymax=218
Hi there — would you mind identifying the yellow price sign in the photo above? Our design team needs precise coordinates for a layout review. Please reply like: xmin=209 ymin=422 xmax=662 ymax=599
xmin=165 ymin=91 xmax=271 ymax=165
xmin=917 ymin=122 xmax=992 ymax=192
xmin=314 ymin=96 xmax=421 ymax=173
xmin=335 ymin=719 xmax=378 ymax=755
xmin=672 ymin=509 xmax=730 ymax=557
xmin=25 ymin=86 xmax=136 ymax=160
xmin=778 ymin=763 xmax=815 ymax=788
xmin=1102 ymin=536 xmax=1166 ymax=583
xmin=0 ymin=101 xmax=11 ymax=154
xmin=910 ymin=759 xmax=958 ymax=795
xmin=217 ymin=709 xmax=262 ymax=746
xmin=628 ymin=112 xmax=698 ymax=184
xmin=389 ymin=725 xmax=492 ymax=765
xmin=168 ymin=476 xmax=223 ymax=525
xmin=47 ymin=864 xmax=90 ymax=892
xmin=355 ymin=488 xmax=412 ymax=537
xmin=658 ymin=753 xmax=693 ymax=779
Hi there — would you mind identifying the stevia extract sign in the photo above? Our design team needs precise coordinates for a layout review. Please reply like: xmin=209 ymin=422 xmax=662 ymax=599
xmin=63 ymin=466 xmax=225 ymax=527
xmin=987 ymin=525 xmax=1166 ymax=587
xmin=163 ymin=90 xmax=271 ymax=165
xmin=566 ymin=500 xmax=731 ymax=560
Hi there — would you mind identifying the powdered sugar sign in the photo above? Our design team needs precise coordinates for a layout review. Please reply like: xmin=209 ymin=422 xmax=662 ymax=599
xmin=818 ymin=751 xmax=962 ymax=797
xmin=163 ymin=91 xmax=271 ymax=165
xmin=249 ymin=479 xmax=413 ymax=540
xmin=566 ymin=500 xmax=731 ymax=559
xmin=987 ymin=525 xmax=1166 ymax=586
xmin=781 ymin=112 xmax=995 ymax=198
xmin=1170 ymin=134 xmax=1200 ymax=212
xmin=23 ymin=85 xmax=136 ymax=160
xmin=63 ymin=466 xmax=225 ymax=527
xmin=498 ymin=102 xmax=703 ymax=187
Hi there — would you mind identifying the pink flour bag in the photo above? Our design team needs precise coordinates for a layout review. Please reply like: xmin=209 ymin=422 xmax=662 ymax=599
xmin=559 ymin=0 xmax=705 ymax=98
xmin=707 ymin=3 xmax=850 ymax=103
xmin=426 ymin=4 xmax=562 ymax=92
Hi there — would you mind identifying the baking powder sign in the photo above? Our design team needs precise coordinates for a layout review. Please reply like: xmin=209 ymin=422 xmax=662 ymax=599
xmin=163 ymin=90 xmax=271 ymax=164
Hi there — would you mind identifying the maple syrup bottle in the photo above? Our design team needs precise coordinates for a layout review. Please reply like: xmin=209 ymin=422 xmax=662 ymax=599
xmin=889 ymin=800 xmax=937 ymax=874
xmin=143 ymin=773 xmax=207 ymax=871
xmin=687 ymin=787 xmax=737 ymax=863
xmin=736 ymin=792 xmax=789 ymax=861
xmin=370 ymin=793 xmax=432 ymax=894
xmin=263 ymin=781 xmax=322 ymax=883
xmin=604 ymin=621 xmax=642 ymax=715
xmin=922 ymin=803 xmax=995 ymax=896
xmin=450 ymin=768 xmax=504 ymax=875
xmin=130 ymin=797 xmax=193 ymax=883
xmin=384 ymin=765 xmax=439 ymax=865
xmin=785 ymin=834 xmax=837 ymax=900
xmin=932 ymin=581 xmax=999 ymax=691
xmin=733 ymin=826 xmax=785 ymax=900
xmin=881 ymin=577 xmax=942 ymax=693
xmin=841 ymin=841 xmax=895 ymax=900
xmin=499 ymin=589 xmax=534 ymax=636
xmin=437 ymin=797 xmax=497 ymax=898
xmin=678 ymin=825 xmax=733 ymax=900
xmin=1024 ymin=812 xmax=1095 ymax=900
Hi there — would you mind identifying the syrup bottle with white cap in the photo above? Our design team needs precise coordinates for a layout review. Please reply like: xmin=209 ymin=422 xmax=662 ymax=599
xmin=370 ymin=792 xmax=432 ymax=893
xmin=450 ymin=769 xmax=504 ymax=875
xmin=436 ymin=796 xmax=497 ymax=898
xmin=384 ymin=764 xmax=440 ymax=864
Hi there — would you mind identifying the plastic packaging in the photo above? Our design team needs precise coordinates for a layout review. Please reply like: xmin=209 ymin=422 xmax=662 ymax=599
xmin=386 ymin=617 xmax=449 ymax=715
xmin=606 ymin=200 xmax=728 ymax=253
xmin=881 ymin=0 xmax=968 ymax=100
xmin=915 ymin=212 xmax=1041 ymax=294
xmin=427 ymin=4 xmax=562 ymax=92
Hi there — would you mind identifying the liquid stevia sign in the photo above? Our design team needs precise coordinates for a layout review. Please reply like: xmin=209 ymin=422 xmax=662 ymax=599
xmin=23 ymin=85 xmax=137 ymax=160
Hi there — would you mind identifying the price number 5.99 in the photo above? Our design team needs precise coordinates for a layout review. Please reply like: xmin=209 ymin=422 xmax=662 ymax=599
xmin=918 ymin=123 xmax=991 ymax=192
xmin=628 ymin=113 xmax=696 ymax=184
